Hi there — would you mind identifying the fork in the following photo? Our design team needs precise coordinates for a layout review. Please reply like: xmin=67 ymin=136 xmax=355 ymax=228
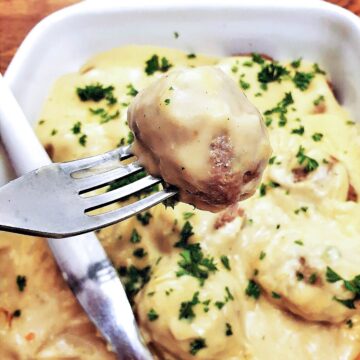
xmin=0 ymin=143 xmax=177 ymax=238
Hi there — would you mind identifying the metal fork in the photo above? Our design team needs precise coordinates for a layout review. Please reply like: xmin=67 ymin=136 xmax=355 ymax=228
xmin=0 ymin=144 xmax=177 ymax=238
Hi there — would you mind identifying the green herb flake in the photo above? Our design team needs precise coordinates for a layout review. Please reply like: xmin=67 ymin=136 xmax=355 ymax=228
xmin=225 ymin=323 xmax=233 ymax=336
xmin=126 ymin=83 xmax=139 ymax=97
xmin=243 ymin=61 xmax=253 ymax=67
xmin=71 ymin=121 xmax=82 ymax=134
xmin=12 ymin=309 xmax=21 ymax=318
xmin=347 ymin=319 xmax=354 ymax=328
xmin=258 ymin=63 xmax=289 ymax=84
xmin=77 ymin=83 xmax=117 ymax=105
xmin=174 ymin=221 xmax=194 ymax=248
xmin=313 ymin=63 xmax=326 ymax=75
xmin=136 ymin=211 xmax=152 ymax=226
xmin=265 ymin=117 xmax=273 ymax=127
xmin=225 ymin=286 xmax=234 ymax=301
xmin=183 ymin=212 xmax=195 ymax=220
xmin=239 ymin=79 xmax=250 ymax=90
xmin=245 ymin=280 xmax=261 ymax=299
xmin=290 ymin=58 xmax=302 ymax=69
xmin=294 ymin=239 xmax=304 ymax=246
xmin=308 ymin=272 xmax=318 ymax=285
xmin=291 ymin=126 xmax=305 ymax=135
xmin=296 ymin=145 xmax=319 ymax=173
xmin=130 ymin=229 xmax=141 ymax=243
xmin=326 ymin=267 xmax=343 ymax=283
xmin=293 ymin=71 xmax=314 ymax=91
xmin=51 ymin=129 xmax=58 ymax=136
xmin=164 ymin=98 xmax=171 ymax=105
xmin=252 ymin=53 xmax=265 ymax=64
xmin=346 ymin=120 xmax=355 ymax=126
xmin=259 ymin=183 xmax=267 ymax=197
xmin=294 ymin=206 xmax=308 ymax=215
xmin=174 ymin=31 xmax=179 ymax=39
xmin=189 ymin=338 xmax=207 ymax=355
xmin=312 ymin=132 xmax=323 ymax=142
xmin=133 ymin=248 xmax=147 ymax=258
xmin=272 ymin=291 xmax=281 ymax=299
xmin=313 ymin=95 xmax=325 ymax=106
xmin=79 ymin=134 xmax=87 ymax=147
xmin=187 ymin=53 xmax=196 ymax=59
xmin=147 ymin=308 xmax=159 ymax=321
xmin=16 ymin=275 xmax=27 ymax=292
xmin=220 ymin=255 xmax=231 ymax=271
xmin=127 ymin=131 xmax=135 ymax=145
xmin=145 ymin=55 xmax=173 ymax=75
xmin=259 ymin=251 xmax=266 ymax=260
xmin=179 ymin=292 xmax=200 ymax=320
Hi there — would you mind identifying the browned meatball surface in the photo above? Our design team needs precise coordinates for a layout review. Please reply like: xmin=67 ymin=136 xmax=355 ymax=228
xmin=128 ymin=66 xmax=272 ymax=212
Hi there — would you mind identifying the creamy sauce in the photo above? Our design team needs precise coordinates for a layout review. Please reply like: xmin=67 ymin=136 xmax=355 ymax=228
xmin=128 ymin=66 xmax=271 ymax=211
xmin=2 ymin=45 xmax=360 ymax=359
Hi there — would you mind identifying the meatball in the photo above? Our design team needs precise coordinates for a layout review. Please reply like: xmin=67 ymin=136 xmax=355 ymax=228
xmin=128 ymin=66 xmax=271 ymax=212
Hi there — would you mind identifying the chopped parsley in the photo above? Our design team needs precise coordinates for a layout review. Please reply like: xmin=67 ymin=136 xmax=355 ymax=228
xmin=16 ymin=275 xmax=26 ymax=292
xmin=313 ymin=95 xmax=325 ymax=106
xmin=12 ymin=309 xmax=21 ymax=318
xmin=145 ymin=55 xmax=173 ymax=75
xmin=220 ymin=255 xmax=231 ymax=271
xmin=147 ymin=308 xmax=159 ymax=321
xmin=174 ymin=221 xmax=194 ymax=248
xmin=291 ymin=125 xmax=305 ymax=135
xmin=347 ymin=120 xmax=355 ymax=126
xmin=294 ymin=206 xmax=308 ymax=215
xmin=308 ymin=272 xmax=318 ymax=285
xmin=189 ymin=338 xmax=207 ymax=355
xmin=258 ymin=63 xmax=289 ymax=84
xmin=164 ymin=98 xmax=171 ymax=105
xmin=215 ymin=301 xmax=225 ymax=310
xmin=133 ymin=248 xmax=147 ymax=258
xmin=176 ymin=243 xmax=217 ymax=286
xmin=118 ymin=265 xmax=151 ymax=302
xmin=225 ymin=286 xmax=234 ymax=301
xmin=79 ymin=134 xmax=87 ymax=147
xmin=259 ymin=183 xmax=267 ymax=197
xmin=326 ymin=267 xmax=360 ymax=309
xmin=293 ymin=71 xmax=314 ymax=91
xmin=239 ymin=79 xmax=250 ymax=90
xmin=347 ymin=319 xmax=354 ymax=328
xmin=130 ymin=229 xmax=141 ymax=243
xmin=264 ymin=92 xmax=294 ymax=121
xmin=272 ymin=291 xmax=281 ymax=299
xmin=313 ymin=63 xmax=326 ymax=75
xmin=136 ymin=211 xmax=152 ymax=225
xmin=252 ymin=53 xmax=265 ymax=64
xmin=259 ymin=251 xmax=266 ymax=260
xmin=225 ymin=323 xmax=233 ymax=336
xmin=243 ymin=61 xmax=253 ymax=67
xmin=183 ymin=212 xmax=195 ymax=220
xmin=174 ymin=31 xmax=179 ymax=39
xmin=187 ymin=53 xmax=196 ymax=59
xmin=51 ymin=129 xmax=58 ymax=136
xmin=294 ymin=239 xmax=304 ymax=246
xmin=290 ymin=58 xmax=302 ymax=69
xmin=296 ymin=146 xmax=319 ymax=173
xmin=77 ymin=83 xmax=117 ymax=105
xmin=126 ymin=83 xmax=138 ymax=97
xmin=312 ymin=132 xmax=323 ymax=142
xmin=245 ymin=279 xmax=261 ymax=299
xmin=71 ymin=121 xmax=82 ymax=134
xmin=179 ymin=291 xmax=200 ymax=320
xmin=89 ymin=108 xmax=120 ymax=124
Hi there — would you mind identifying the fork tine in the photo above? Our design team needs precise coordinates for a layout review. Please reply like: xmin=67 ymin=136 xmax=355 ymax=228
xmin=61 ymin=145 xmax=133 ymax=174
xmin=83 ymin=175 xmax=162 ymax=212
xmin=87 ymin=189 xmax=177 ymax=227
xmin=76 ymin=162 xmax=143 ymax=193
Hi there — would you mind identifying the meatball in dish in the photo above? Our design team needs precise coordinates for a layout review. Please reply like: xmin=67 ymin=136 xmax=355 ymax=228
xmin=128 ymin=66 xmax=272 ymax=212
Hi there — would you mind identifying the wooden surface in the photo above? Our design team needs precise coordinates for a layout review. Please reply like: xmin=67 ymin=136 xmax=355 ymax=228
xmin=0 ymin=0 xmax=360 ymax=73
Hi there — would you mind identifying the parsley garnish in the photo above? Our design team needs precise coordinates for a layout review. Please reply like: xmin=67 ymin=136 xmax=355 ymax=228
xmin=290 ymin=58 xmax=302 ymax=69
xmin=77 ymin=83 xmax=117 ymax=105
xmin=294 ymin=206 xmax=308 ymax=215
xmin=259 ymin=251 xmax=266 ymax=260
xmin=79 ymin=134 xmax=87 ymax=147
xmin=272 ymin=291 xmax=281 ymax=299
xmin=183 ymin=212 xmax=195 ymax=220
xmin=51 ymin=129 xmax=57 ymax=136
xmin=179 ymin=291 xmax=200 ymax=320
xmin=16 ymin=275 xmax=26 ymax=292
xmin=90 ymin=107 xmax=120 ymax=124
xmin=189 ymin=338 xmax=207 ymax=355
xmin=176 ymin=243 xmax=217 ymax=285
xmin=136 ymin=211 xmax=152 ymax=225
xmin=293 ymin=71 xmax=314 ymax=91
xmin=259 ymin=183 xmax=267 ymax=197
xmin=71 ymin=121 xmax=82 ymax=134
xmin=220 ymin=255 xmax=231 ymax=271
xmin=291 ymin=126 xmax=305 ymax=135
xmin=296 ymin=146 xmax=319 ymax=173
xmin=187 ymin=53 xmax=196 ymax=59
xmin=133 ymin=248 xmax=147 ymax=258
xmin=308 ymin=273 xmax=318 ymax=284
xmin=126 ymin=83 xmax=138 ymax=97
xmin=130 ymin=229 xmax=141 ymax=243
xmin=164 ymin=98 xmax=171 ymax=105
xmin=174 ymin=221 xmax=194 ymax=248
xmin=239 ymin=79 xmax=250 ymax=90
xmin=347 ymin=319 xmax=353 ymax=328
xmin=215 ymin=301 xmax=225 ymax=309
xmin=258 ymin=63 xmax=289 ymax=84
xmin=252 ymin=53 xmax=265 ymax=64
xmin=313 ymin=63 xmax=326 ymax=75
xmin=312 ymin=133 xmax=323 ymax=142
xmin=225 ymin=323 xmax=233 ymax=336
xmin=264 ymin=92 xmax=294 ymax=117
xmin=313 ymin=95 xmax=325 ymax=106
xmin=174 ymin=31 xmax=179 ymax=39
xmin=12 ymin=309 xmax=21 ymax=318
xmin=294 ymin=239 xmax=304 ymax=246
xmin=147 ymin=308 xmax=159 ymax=321
xmin=145 ymin=55 xmax=173 ymax=75
xmin=245 ymin=280 xmax=261 ymax=299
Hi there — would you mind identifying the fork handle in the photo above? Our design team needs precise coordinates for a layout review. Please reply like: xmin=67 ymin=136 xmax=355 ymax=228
xmin=0 ymin=73 xmax=152 ymax=360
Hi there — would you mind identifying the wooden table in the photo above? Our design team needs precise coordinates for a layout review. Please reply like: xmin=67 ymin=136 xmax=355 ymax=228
xmin=0 ymin=0 xmax=359 ymax=73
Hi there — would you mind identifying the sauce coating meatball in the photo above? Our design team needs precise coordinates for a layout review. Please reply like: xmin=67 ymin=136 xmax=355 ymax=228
xmin=128 ymin=66 xmax=271 ymax=212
